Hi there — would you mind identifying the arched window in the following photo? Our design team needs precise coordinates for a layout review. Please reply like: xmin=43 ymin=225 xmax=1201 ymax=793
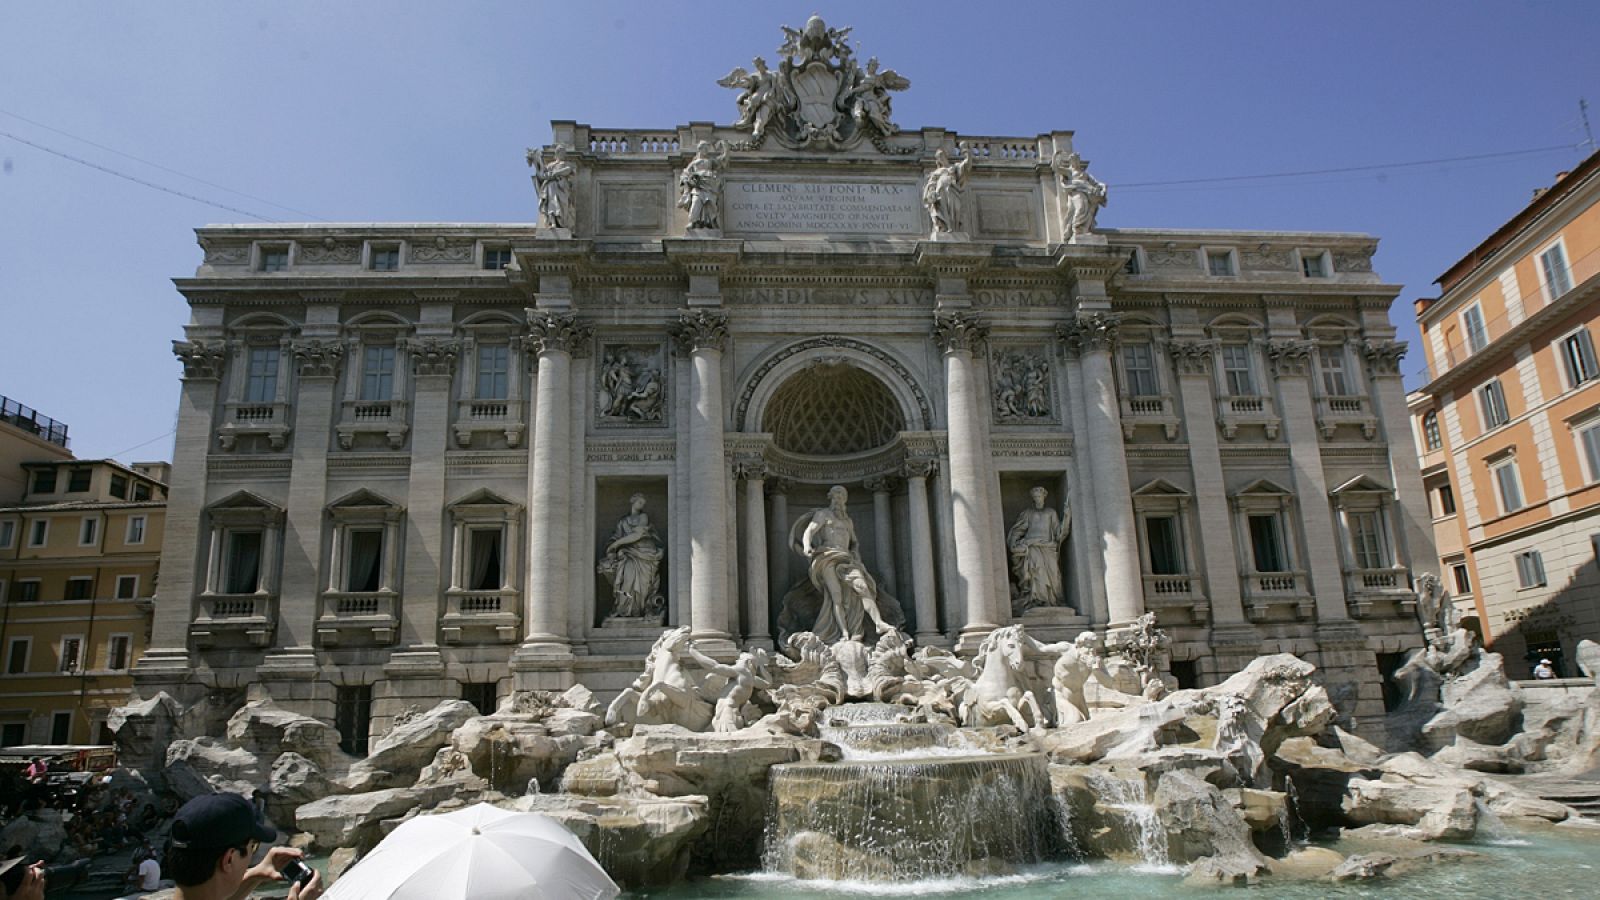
xmin=1422 ymin=410 xmax=1442 ymax=451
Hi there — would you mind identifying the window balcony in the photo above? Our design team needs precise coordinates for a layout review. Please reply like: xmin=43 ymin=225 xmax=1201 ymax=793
xmin=336 ymin=399 xmax=410 ymax=450
xmin=1141 ymin=573 xmax=1209 ymax=624
xmin=316 ymin=591 xmax=399 ymax=645
xmin=1314 ymin=394 xmax=1378 ymax=440
xmin=1215 ymin=394 xmax=1281 ymax=440
xmin=453 ymin=399 xmax=525 ymax=448
xmin=1240 ymin=569 xmax=1314 ymax=621
xmin=1343 ymin=566 xmax=1413 ymax=619
xmin=441 ymin=589 xmax=521 ymax=643
xmin=1119 ymin=393 xmax=1180 ymax=440
xmin=191 ymin=593 xmax=274 ymax=647
xmin=218 ymin=401 xmax=292 ymax=450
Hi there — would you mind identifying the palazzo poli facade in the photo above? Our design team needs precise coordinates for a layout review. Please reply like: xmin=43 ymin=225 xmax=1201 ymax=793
xmin=135 ymin=19 xmax=1430 ymax=743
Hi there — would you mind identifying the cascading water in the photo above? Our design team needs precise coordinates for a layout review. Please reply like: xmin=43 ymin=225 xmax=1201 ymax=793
xmin=1474 ymin=797 xmax=1530 ymax=846
xmin=1087 ymin=770 xmax=1172 ymax=871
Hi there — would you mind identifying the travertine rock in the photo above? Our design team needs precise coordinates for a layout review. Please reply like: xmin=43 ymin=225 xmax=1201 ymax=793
xmin=1153 ymin=770 xmax=1270 ymax=873
xmin=293 ymin=776 xmax=480 ymax=853
xmin=1421 ymin=655 xmax=1523 ymax=750
xmin=106 ymin=692 xmax=183 ymax=772
xmin=163 ymin=737 xmax=263 ymax=801
xmin=1331 ymin=852 xmax=1397 ymax=882
xmin=226 ymin=700 xmax=352 ymax=775
xmin=343 ymin=699 xmax=479 ymax=791
xmin=1036 ymin=700 xmax=1188 ymax=763
xmin=266 ymin=752 xmax=337 ymax=826
xmin=441 ymin=705 xmax=603 ymax=794
xmin=508 ymin=793 xmax=710 ymax=887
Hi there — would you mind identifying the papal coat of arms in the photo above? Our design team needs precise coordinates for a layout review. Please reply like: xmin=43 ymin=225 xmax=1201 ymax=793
xmin=716 ymin=15 xmax=911 ymax=153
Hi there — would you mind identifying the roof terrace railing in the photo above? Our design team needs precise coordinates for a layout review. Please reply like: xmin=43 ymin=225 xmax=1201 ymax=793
xmin=0 ymin=395 xmax=70 ymax=449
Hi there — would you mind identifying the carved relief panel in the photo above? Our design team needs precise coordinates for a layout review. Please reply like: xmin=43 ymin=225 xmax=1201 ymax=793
xmin=990 ymin=345 xmax=1058 ymax=425
xmin=595 ymin=342 xmax=667 ymax=427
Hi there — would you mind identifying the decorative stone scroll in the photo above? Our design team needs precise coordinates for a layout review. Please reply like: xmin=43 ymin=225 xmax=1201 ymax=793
xmin=525 ymin=310 xmax=591 ymax=354
xmin=1362 ymin=339 xmax=1407 ymax=376
xmin=670 ymin=309 xmax=730 ymax=354
xmin=1266 ymin=339 xmax=1315 ymax=377
xmin=409 ymin=337 xmax=461 ymax=377
xmin=296 ymin=238 xmax=360 ymax=265
xmin=1167 ymin=339 xmax=1219 ymax=377
xmin=932 ymin=310 xmax=988 ymax=355
xmin=292 ymin=340 xmax=345 ymax=378
xmin=1056 ymin=313 xmax=1121 ymax=355
xmin=991 ymin=348 xmax=1054 ymax=423
xmin=173 ymin=340 xmax=228 ymax=381
xmin=409 ymin=237 xmax=474 ymax=264
xmin=901 ymin=457 xmax=938 ymax=480
xmin=596 ymin=344 xmax=666 ymax=425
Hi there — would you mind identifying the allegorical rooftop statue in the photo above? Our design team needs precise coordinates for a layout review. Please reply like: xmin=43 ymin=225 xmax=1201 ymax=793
xmin=1053 ymin=151 xmax=1108 ymax=243
xmin=526 ymin=144 xmax=577 ymax=230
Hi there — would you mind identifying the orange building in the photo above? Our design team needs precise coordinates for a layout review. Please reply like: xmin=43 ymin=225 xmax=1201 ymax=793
xmin=1410 ymin=149 xmax=1600 ymax=676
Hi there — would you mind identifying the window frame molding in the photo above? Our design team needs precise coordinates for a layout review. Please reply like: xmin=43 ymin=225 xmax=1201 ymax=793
xmin=1487 ymin=450 xmax=1526 ymax=515
xmin=1478 ymin=377 xmax=1511 ymax=431
xmin=363 ymin=240 xmax=405 ymax=272
xmin=125 ymin=514 xmax=147 ymax=546
xmin=1229 ymin=479 xmax=1312 ymax=619
xmin=78 ymin=515 xmax=99 ymax=547
xmin=1130 ymin=479 xmax=1206 ymax=622
xmin=104 ymin=633 xmax=133 ymax=672
xmin=219 ymin=321 xmax=297 ymax=451
xmin=337 ymin=317 xmax=414 ymax=450
xmin=26 ymin=519 xmax=48 ymax=548
xmin=5 ymin=636 xmax=30 ymax=675
xmin=454 ymin=315 xmax=527 ymax=448
xmin=318 ymin=490 xmax=405 ymax=646
xmin=194 ymin=491 xmax=285 ymax=648
xmin=1203 ymin=246 xmax=1238 ymax=277
xmin=1556 ymin=323 xmax=1599 ymax=392
xmin=441 ymin=489 xmax=523 ymax=644
xmin=114 ymin=574 xmax=139 ymax=600
xmin=250 ymin=241 xmax=295 ymax=273
xmin=1297 ymin=247 xmax=1332 ymax=279
xmin=57 ymin=634 xmax=84 ymax=674
xmin=1535 ymin=235 xmax=1574 ymax=302
xmin=1514 ymin=548 xmax=1548 ymax=589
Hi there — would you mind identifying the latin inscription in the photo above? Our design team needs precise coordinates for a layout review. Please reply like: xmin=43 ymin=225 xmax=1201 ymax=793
xmin=725 ymin=181 xmax=923 ymax=234
xmin=723 ymin=287 xmax=931 ymax=306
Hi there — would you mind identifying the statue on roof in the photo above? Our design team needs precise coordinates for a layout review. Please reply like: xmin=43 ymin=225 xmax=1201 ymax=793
xmin=1053 ymin=152 xmax=1108 ymax=243
xmin=526 ymin=144 xmax=577 ymax=230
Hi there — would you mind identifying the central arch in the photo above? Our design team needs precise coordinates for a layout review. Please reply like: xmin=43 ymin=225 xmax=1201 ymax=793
xmin=735 ymin=336 xmax=934 ymax=434
xmin=765 ymin=363 xmax=905 ymax=455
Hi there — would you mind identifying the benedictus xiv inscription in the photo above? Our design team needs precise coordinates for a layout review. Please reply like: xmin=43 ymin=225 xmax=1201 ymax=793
xmin=725 ymin=181 xmax=923 ymax=235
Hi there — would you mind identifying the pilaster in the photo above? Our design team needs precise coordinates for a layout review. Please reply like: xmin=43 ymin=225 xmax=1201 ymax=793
xmin=673 ymin=307 xmax=737 ymax=653
xmin=398 ymin=297 xmax=458 ymax=654
xmin=1364 ymin=339 xmax=1435 ymax=583
xmin=1167 ymin=338 xmax=1247 ymax=627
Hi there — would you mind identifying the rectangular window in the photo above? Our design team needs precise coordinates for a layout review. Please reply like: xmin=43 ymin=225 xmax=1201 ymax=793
xmin=1541 ymin=243 xmax=1574 ymax=298
xmin=1492 ymin=457 xmax=1524 ymax=513
xmin=361 ymin=346 xmax=397 ymax=401
xmin=335 ymin=685 xmax=373 ymax=757
xmin=245 ymin=348 xmax=280 ymax=403
xmin=126 ymin=515 xmax=147 ymax=545
xmin=1247 ymin=514 xmax=1287 ymax=572
xmin=1438 ymin=483 xmax=1456 ymax=516
xmin=58 ymin=637 xmax=82 ymax=673
xmin=1423 ymin=411 xmax=1442 ymax=451
xmin=260 ymin=247 xmax=289 ymax=272
xmin=1348 ymin=511 xmax=1387 ymax=569
xmin=1452 ymin=563 xmax=1471 ymax=594
xmin=369 ymin=247 xmax=400 ymax=271
xmin=107 ymin=635 xmax=131 ymax=671
xmin=115 ymin=575 xmax=138 ymax=600
xmin=6 ymin=638 xmax=29 ymax=675
xmin=483 ymin=248 xmax=513 ymax=271
xmin=475 ymin=344 xmax=510 ymax=400
xmin=1206 ymin=249 xmax=1236 ymax=276
xmin=109 ymin=474 xmax=127 ymax=499
xmin=1561 ymin=328 xmax=1599 ymax=388
xmin=1122 ymin=342 xmax=1160 ymax=397
xmin=1318 ymin=347 xmax=1351 ymax=396
xmin=1144 ymin=515 xmax=1184 ymax=575
xmin=1515 ymin=549 xmax=1547 ymax=588
xmin=468 ymin=528 xmax=503 ymax=591
xmin=27 ymin=520 xmax=48 ymax=547
xmin=1581 ymin=421 xmax=1600 ymax=483
xmin=224 ymin=530 xmax=264 ymax=594
xmin=50 ymin=712 xmax=70 ymax=745
xmin=13 ymin=581 xmax=39 ymax=603
xmin=66 ymin=468 xmax=91 ymax=492
xmin=1479 ymin=379 xmax=1509 ymax=429
xmin=0 ymin=521 xmax=13 ymax=549
xmin=345 ymin=529 xmax=384 ymax=593
xmin=1221 ymin=344 xmax=1254 ymax=395
xmin=134 ymin=483 xmax=151 ymax=502
xmin=79 ymin=517 xmax=97 ymax=546
xmin=1301 ymin=251 xmax=1327 ymax=278
xmin=64 ymin=578 xmax=93 ymax=601
xmin=0 ymin=724 xmax=24 ymax=747
xmin=1463 ymin=305 xmax=1489 ymax=354
xmin=32 ymin=469 xmax=56 ymax=494
xmin=462 ymin=682 xmax=498 ymax=716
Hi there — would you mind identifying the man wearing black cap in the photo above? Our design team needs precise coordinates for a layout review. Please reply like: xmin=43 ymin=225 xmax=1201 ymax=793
xmin=165 ymin=793 xmax=321 ymax=900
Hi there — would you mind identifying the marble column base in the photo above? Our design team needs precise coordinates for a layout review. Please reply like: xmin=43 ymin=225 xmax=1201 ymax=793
xmin=688 ymin=633 xmax=739 ymax=660
xmin=1018 ymin=606 xmax=1090 ymax=643
xmin=954 ymin=621 xmax=1000 ymax=655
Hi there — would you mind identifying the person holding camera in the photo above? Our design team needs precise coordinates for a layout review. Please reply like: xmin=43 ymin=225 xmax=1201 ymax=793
xmin=165 ymin=794 xmax=321 ymax=900
xmin=0 ymin=856 xmax=45 ymax=900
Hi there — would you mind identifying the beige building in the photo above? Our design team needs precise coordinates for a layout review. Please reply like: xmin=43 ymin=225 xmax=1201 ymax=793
xmin=1410 ymin=149 xmax=1600 ymax=676
xmin=0 ymin=457 xmax=168 ymax=745
xmin=0 ymin=395 xmax=73 ymax=503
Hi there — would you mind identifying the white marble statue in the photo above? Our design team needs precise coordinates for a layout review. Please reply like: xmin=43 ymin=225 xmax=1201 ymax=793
xmin=677 ymin=140 xmax=730 ymax=232
xmin=527 ymin=144 xmax=577 ymax=230
xmin=792 ymin=485 xmax=899 ymax=644
xmin=717 ymin=56 xmax=791 ymax=141
xmin=603 ymin=626 xmax=713 ymax=732
xmin=597 ymin=493 xmax=664 ymax=620
xmin=1576 ymin=639 xmax=1600 ymax=686
xmin=1053 ymin=151 xmax=1107 ymax=242
xmin=684 ymin=644 xmax=772 ymax=732
xmin=1212 ymin=692 xmax=1264 ymax=787
xmin=847 ymin=57 xmax=909 ymax=136
xmin=922 ymin=146 xmax=975 ymax=237
xmin=960 ymin=624 xmax=1048 ymax=731
xmin=1008 ymin=486 xmax=1070 ymax=612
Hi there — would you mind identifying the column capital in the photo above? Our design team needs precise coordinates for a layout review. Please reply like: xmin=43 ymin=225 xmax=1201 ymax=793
xmin=764 ymin=476 xmax=793 ymax=498
xmin=671 ymin=308 xmax=730 ymax=354
xmin=525 ymin=309 xmax=591 ymax=354
xmin=1266 ymin=339 xmax=1316 ymax=377
xmin=863 ymin=475 xmax=900 ymax=494
xmin=1361 ymin=339 xmax=1407 ymax=376
xmin=932 ymin=309 xmax=989 ymax=355
xmin=901 ymin=457 xmax=939 ymax=480
xmin=173 ymin=340 xmax=227 ymax=381
xmin=733 ymin=458 xmax=768 ymax=481
xmin=1055 ymin=312 xmax=1121 ymax=356
xmin=1167 ymin=339 xmax=1219 ymax=376
xmin=291 ymin=338 xmax=345 ymax=378
xmin=409 ymin=337 xmax=461 ymax=377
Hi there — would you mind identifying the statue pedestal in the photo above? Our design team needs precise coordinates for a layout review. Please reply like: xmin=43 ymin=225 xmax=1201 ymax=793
xmin=1018 ymin=606 xmax=1090 ymax=643
xmin=929 ymin=230 xmax=972 ymax=243
xmin=684 ymin=227 xmax=723 ymax=239
xmin=1066 ymin=233 xmax=1107 ymax=246
xmin=586 ymin=618 xmax=668 ymax=657
xmin=535 ymin=226 xmax=573 ymax=240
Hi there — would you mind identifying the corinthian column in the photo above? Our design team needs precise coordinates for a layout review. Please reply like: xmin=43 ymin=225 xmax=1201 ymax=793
xmin=737 ymin=460 xmax=772 ymax=649
xmin=902 ymin=457 xmax=941 ymax=645
xmin=1058 ymin=313 xmax=1143 ymax=627
xmin=519 ymin=309 xmax=590 ymax=657
xmin=934 ymin=310 xmax=1002 ymax=651
xmin=673 ymin=309 xmax=736 ymax=651
xmin=863 ymin=475 xmax=899 ymax=599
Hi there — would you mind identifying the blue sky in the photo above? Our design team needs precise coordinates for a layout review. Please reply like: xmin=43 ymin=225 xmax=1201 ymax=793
xmin=1 ymin=2 xmax=1595 ymax=462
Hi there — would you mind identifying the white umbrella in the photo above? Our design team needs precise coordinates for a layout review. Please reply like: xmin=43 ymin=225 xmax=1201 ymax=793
xmin=324 ymin=803 xmax=620 ymax=900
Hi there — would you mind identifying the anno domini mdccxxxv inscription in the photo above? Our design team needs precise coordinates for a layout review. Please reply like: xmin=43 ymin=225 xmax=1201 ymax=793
xmin=724 ymin=180 xmax=923 ymax=235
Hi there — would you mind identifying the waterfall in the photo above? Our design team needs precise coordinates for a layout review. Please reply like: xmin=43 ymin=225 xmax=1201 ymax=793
xmin=1089 ymin=771 xmax=1171 ymax=871
xmin=763 ymin=752 xmax=1058 ymax=881
xmin=1283 ymin=775 xmax=1309 ymax=844
xmin=1473 ymin=797 xmax=1530 ymax=846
